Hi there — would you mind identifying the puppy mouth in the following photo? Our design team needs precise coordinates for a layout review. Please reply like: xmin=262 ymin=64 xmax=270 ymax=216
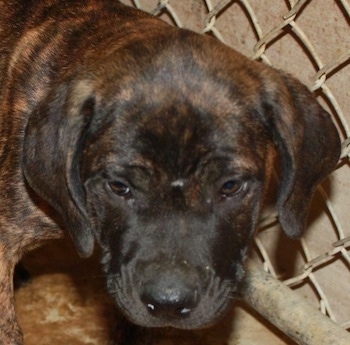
xmin=107 ymin=263 xmax=242 ymax=329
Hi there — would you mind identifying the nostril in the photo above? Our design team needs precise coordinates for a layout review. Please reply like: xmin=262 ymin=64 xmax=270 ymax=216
xmin=146 ymin=302 xmax=156 ymax=312
xmin=146 ymin=302 xmax=192 ymax=317
xmin=141 ymin=281 xmax=198 ymax=319
xmin=177 ymin=306 xmax=191 ymax=316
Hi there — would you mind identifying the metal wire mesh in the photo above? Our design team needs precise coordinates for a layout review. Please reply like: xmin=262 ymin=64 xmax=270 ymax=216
xmin=121 ymin=0 xmax=350 ymax=338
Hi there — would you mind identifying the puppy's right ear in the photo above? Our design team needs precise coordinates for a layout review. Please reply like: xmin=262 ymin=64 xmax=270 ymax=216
xmin=23 ymin=80 xmax=96 ymax=257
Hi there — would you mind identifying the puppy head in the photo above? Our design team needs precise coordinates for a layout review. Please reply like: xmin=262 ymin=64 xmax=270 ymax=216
xmin=23 ymin=31 xmax=340 ymax=329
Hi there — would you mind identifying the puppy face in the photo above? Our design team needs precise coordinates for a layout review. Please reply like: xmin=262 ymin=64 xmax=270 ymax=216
xmin=81 ymin=84 xmax=272 ymax=328
xmin=23 ymin=30 xmax=340 ymax=329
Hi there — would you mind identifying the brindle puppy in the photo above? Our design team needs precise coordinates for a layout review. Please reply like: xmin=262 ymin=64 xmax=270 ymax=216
xmin=0 ymin=1 xmax=340 ymax=344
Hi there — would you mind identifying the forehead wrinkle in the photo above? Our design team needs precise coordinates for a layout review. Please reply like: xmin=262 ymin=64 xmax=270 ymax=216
xmin=198 ymin=154 xmax=262 ymax=179
xmin=104 ymin=156 xmax=155 ymax=173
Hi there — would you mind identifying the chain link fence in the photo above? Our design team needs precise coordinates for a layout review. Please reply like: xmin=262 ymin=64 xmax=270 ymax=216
xmin=120 ymin=0 xmax=350 ymax=343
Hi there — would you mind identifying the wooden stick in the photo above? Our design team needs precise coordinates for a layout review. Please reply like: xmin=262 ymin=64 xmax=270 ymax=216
xmin=240 ymin=260 xmax=350 ymax=345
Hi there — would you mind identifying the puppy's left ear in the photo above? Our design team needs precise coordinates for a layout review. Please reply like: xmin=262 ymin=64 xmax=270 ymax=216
xmin=23 ymin=80 xmax=96 ymax=257
xmin=263 ymin=70 xmax=341 ymax=238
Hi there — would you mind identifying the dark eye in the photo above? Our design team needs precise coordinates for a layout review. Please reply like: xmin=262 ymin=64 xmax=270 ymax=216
xmin=220 ymin=180 xmax=242 ymax=197
xmin=109 ymin=181 xmax=131 ymax=197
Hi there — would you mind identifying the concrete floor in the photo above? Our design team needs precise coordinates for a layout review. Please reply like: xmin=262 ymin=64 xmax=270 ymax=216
xmin=15 ymin=237 xmax=294 ymax=345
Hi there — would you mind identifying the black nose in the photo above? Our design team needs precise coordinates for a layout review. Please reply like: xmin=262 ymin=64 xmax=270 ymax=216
xmin=140 ymin=272 xmax=199 ymax=320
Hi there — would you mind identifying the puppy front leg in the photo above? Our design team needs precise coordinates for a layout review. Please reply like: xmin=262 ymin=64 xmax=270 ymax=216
xmin=0 ymin=249 xmax=23 ymax=345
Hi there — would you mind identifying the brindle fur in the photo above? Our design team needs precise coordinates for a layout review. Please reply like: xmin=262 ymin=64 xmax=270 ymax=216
xmin=0 ymin=1 xmax=340 ymax=344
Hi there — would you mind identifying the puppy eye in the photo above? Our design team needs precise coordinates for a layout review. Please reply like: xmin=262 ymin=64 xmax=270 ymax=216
xmin=109 ymin=181 xmax=131 ymax=197
xmin=220 ymin=180 xmax=242 ymax=197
